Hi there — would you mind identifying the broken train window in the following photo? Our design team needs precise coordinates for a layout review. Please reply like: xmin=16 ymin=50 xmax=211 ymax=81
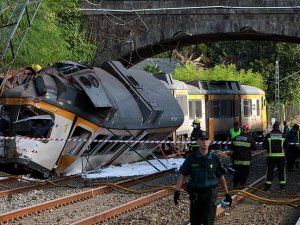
xmin=13 ymin=106 xmax=55 ymax=139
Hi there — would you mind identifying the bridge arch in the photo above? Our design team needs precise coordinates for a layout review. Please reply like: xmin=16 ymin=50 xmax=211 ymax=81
xmin=81 ymin=0 xmax=300 ymax=67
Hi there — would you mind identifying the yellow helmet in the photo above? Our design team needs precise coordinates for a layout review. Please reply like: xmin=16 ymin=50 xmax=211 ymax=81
xmin=32 ymin=64 xmax=42 ymax=72
xmin=192 ymin=118 xmax=201 ymax=126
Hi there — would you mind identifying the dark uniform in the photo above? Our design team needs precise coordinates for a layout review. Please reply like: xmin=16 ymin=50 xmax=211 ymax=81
xmin=284 ymin=125 xmax=300 ymax=172
xmin=231 ymin=132 xmax=257 ymax=187
xmin=263 ymin=125 xmax=287 ymax=191
xmin=179 ymin=150 xmax=227 ymax=225
xmin=189 ymin=126 xmax=202 ymax=149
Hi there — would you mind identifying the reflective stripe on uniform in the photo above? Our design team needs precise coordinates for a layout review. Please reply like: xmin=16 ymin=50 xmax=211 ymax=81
xmin=266 ymin=153 xmax=285 ymax=157
xmin=267 ymin=137 xmax=285 ymax=157
xmin=233 ymin=160 xmax=251 ymax=165
xmin=233 ymin=141 xmax=251 ymax=147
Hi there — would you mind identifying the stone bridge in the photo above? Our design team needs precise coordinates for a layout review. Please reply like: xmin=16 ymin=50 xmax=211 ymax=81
xmin=81 ymin=0 xmax=300 ymax=67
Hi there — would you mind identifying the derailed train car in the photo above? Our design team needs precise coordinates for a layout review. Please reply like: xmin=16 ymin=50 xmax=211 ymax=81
xmin=0 ymin=61 xmax=184 ymax=177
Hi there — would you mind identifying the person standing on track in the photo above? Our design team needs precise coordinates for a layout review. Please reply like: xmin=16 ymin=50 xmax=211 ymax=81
xmin=231 ymin=124 xmax=257 ymax=188
xmin=263 ymin=121 xmax=287 ymax=192
xmin=174 ymin=130 xmax=232 ymax=225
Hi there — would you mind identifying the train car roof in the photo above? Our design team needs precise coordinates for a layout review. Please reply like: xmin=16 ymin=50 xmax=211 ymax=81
xmin=187 ymin=80 xmax=242 ymax=95
xmin=186 ymin=83 xmax=207 ymax=95
xmin=240 ymin=85 xmax=265 ymax=95
xmin=156 ymin=74 xmax=188 ymax=90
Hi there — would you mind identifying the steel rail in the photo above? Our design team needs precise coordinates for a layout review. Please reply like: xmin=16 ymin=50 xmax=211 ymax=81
xmin=72 ymin=189 xmax=173 ymax=225
xmin=69 ymin=159 xmax=266 ymax=224
xmin=69 ymin=176 xmax=265 ymax=224
xmin=0 ymin=169 xmax=175 ymax=223
xmin=0 ymin=175 xmax=78 ymax=197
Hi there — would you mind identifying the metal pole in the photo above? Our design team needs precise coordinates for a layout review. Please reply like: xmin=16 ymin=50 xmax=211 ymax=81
xmin=275 ymin=60 xmax=280 ymax=120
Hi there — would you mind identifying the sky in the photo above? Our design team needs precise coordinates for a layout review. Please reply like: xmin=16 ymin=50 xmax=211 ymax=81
xmin=82 ymin=158 xmax=185 ymax=179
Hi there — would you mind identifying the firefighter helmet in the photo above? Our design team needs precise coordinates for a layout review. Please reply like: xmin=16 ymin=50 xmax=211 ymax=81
xmin=192 ymin=119 xmax=201 ymax=126
xmin=32 ymin=64 xmax=42 ymax=72
xmin=241 ymin=124 xmax=249 ymax=131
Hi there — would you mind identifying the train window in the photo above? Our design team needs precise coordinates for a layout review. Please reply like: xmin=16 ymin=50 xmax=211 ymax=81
xmin=176 ymin=95 xmax=188 ymax=116
xmin=64 ymin=126 xmax=91 ymax=156
xmin=257 ymin=100 xmax=260 ymax=116
xmin=88 ymin=75 xmax=99 ymax=88
xmin=82 ymin=134 xmax=107 ymax=155
xmin=107 ymin=136 xmax=131 ymax=153
xmin=188 ymin=100 xmax=202 ymax=119
xmin=243 ymin=99 xmax=252 ymax=117
xmin=220 ymin=100 xmax=232 ymax=117
xmin=14 ymin=106 xmax=55 ymax=142
xmin=79 ymin=76 xmax=92 ymax=88
xmin=212 ymin=100 xmax=220 ymax=117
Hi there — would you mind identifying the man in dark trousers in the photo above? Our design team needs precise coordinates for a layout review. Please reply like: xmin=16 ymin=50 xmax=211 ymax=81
xmin=174 ymin=131 xmax=232 ymax=225
xmin=231 ymin=124 xmax=257 ymax=188
xmin=284 ymin=124 xmax=299 ymax=172
xmin=263 ymin=121 xmax=287 ymax=192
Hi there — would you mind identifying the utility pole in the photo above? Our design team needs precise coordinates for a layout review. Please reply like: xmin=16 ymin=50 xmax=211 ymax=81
xmin=275 ymin=60 xmax=280 ymax=120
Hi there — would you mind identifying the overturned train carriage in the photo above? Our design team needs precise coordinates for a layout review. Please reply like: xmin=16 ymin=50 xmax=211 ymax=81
xmin=0 ymin=61 xmax=184 ymax=177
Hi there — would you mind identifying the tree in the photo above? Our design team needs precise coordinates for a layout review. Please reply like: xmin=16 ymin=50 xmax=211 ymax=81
xmin=2 ymin=0 xmax=96 ymax=69
xmin=173 ymin=63 xmax=264 ymax=89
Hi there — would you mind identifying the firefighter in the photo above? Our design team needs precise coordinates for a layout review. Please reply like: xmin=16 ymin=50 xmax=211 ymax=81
xmin=263 ymin=121 xmax=287 ymax=192
xmin=284 ymin=124 xmax=299 ymax=172
xmin=187 ymin=119 xmax=203 ymax=155
xmin=231 ymin=124 xmax=257 ymax=188
xmin=174 ymin=130 xmax=232 ymax=225
xmin=225 ymin=121 xmax=241 ymax=171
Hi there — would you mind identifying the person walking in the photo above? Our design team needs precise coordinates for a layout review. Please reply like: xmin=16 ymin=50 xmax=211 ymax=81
xmin=231 ymin=124 xmax=257 ymax=188
xmin=284 ymin=124 xmax=299 ymax=172
xmin=174 ymin=131 xmax=232 ymax=225
xmin=263 ymin=121 xmax=287 ymax=192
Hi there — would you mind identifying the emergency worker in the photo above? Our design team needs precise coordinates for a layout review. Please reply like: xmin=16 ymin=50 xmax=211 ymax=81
xmin=188 ymin=119 xmax=203 ymax=155
xmin=225 ymin=121 xmax=241 ymax=170
xmin=283 ymin=121 xmax=289 ymax=135
xmin=231 ymin=124 xmax=257 ymax=188
xmin=284 ymin=124 xmax=299 ymax=172
xmin=174 ymin=131 xmax=232 ymax=225
xmin=263 ymin=121 xmax=287 ymax=192
xmin=228 ymin=121 xmax=241 ymax=141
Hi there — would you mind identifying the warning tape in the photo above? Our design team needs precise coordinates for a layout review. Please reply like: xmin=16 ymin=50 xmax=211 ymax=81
xmin=0 ymin=136 xmax=299 ymax=145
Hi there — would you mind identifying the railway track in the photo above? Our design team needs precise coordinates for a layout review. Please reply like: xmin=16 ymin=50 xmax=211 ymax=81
xmin=0 ymin=175 xmax=79 ymax=198
xmin=0 ymin=149 xmax=274 ymax=225
xmin=0 ymin=169 xmax=176 ymax=224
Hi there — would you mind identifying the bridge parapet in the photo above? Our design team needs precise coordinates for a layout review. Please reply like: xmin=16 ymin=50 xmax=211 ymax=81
xmin=81 ymin=0 xmax=300 ymax=67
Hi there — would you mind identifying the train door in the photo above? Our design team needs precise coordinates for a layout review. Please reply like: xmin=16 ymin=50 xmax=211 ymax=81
xmin=261 ymin=95 xmax=267 ymax=132
xmin=56 ymin=117 xmax=95 ymax=173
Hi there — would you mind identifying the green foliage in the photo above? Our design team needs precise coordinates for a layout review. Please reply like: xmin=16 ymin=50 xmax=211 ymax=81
xmin=173 ymin=63 xmax=264 ymax=89
xmin=191 ymin=41 xmax=300 ymax=104
xmin=144 ymin=64 xmax=164 ymax=75
xmin=3 ymin=0 xmax=96 ymax=69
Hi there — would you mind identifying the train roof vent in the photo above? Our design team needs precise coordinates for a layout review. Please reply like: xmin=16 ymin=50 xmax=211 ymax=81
xmin=201 ymin=82 xmax=209 ymax=90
